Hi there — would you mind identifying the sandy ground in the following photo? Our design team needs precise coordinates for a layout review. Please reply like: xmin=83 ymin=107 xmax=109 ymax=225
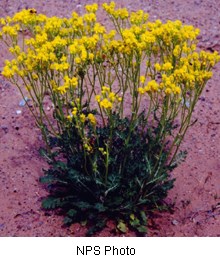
xmin=0 ymin=0 xmax=220 ymax=236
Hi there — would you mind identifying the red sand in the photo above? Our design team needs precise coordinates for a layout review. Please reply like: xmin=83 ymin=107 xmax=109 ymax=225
xmin=0 ymin=0 xmax=220 ymax=236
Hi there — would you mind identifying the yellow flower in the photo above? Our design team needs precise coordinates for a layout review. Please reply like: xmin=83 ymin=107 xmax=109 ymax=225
xmin=108 ymin=92 xmax=116 ymax=102
xmin=17 ymin=70 xmax=25 ymax=77
xmin=67 ymin=115 xmax=72 ymax=120
xmin=162 ymin=62 xmax=173 ymax=71
xmin=173 ymin=45 xmax=181 ymax=57
xmin=130 ymin=10 xmax=148 ymax=25
xmin=32 ymin=73 xmax=38 ymax=80
xmin=100 ymin=98 xmax=112 ymax=109
xmin=83 ymin=13 xmax=96 ymax=23
xmin=154 ymin=63 xmax=161 ymax=71
xmin=94 ymin=23 xmax=106 ymax=34
xmin=80 ymin=113 xmax=86 ymax=123
xmin=173 ymin=86 xmax=181 ymax=95
xmin=89 ymin=53 xmax=94 ymax=61
xmin=9 ymin=45 xmax=21 ymax=54
xmin=71 ymin=107 xmax=78 ymax=117
xmin=69 ymin=44 xmax=77 ymax=54
xmin=2 ymin=24 xmax=20 ymax=36
xmin=102 ymin=2 xmax=115 ymax=14
xmin=81 ymin=48 xmax=87 ymax=62
xmin=84 ymin=143 xmax=92 ymax=152
xmin=25 ymin=85 xmax=31 ymax=91
xmin=75 ymin=57 xmax=81 ymax=64
xmin=165 ymin=88 xmax=172 ymax=95
xmin=2 ymin=65 xmax=14 ymax=78
xmin=85 ymin=3 xmax=98 ymax=13
xmin=115 ymin=8 xmax=129 ymax=20
xmin=49 ymin=52 xmax=56 ymax=61
xmin=0 ymin=18 xmax=6 ymax=25
xmin=87 ymin=113 xmax=96 ymax=126
xmin=64 ymin=75 xmax=78 ymax=87
xmin=57 ymin=85 xmax=68 ymax=94
xmin=99 ymin=147 xmax=107 ymax=155
xmin=139 ymin=75 xmax=145 ymax=84
xmin=109 ymin=40 xmax=120 ymax=50
xmin=50 ymin=62 xmax=69 ymax=71
xmin=102 ymin=86 xmax=110 ymax=93
xmin=70 ymin=77 xmax=78 ymax=87
xmin=145 ymin=80 xmax=159 ymax=92
xmin=140 ymin=31 xmax=155 ymax=43
xmin=138 ymin=87 xmax=145 ymax=95
xmin=95 ymin=95 xmax=101 ymax=103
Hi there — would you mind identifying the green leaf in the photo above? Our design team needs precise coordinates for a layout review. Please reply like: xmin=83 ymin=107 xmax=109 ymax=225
xmin=40 ymin=175 xmax=67 ymax=185
xmin=86 ymin=219 xmax=106 ymax=236
xmin=137 ymin=226 xmax=147 ymax=233
xmin=42 ymin=197 xmax=61 ymax=209
xmin=130 ymin=218 xmax=140 ymax=227
xmin=170 ymin=150 xmax=187 ymax=168
xmin=63 ymin=216 xmax=73 ymax=225
xmin=140 ymin=211 xmax=147 ymax=225
xmin=94 ymin=203 xmax=106 ymax=212
xmin=39 ymin=175 xmax=55 ymax=184
xmin=76 ymin=201 xmax=91 ymax=209
xmin=39 ymin=147 xmax=53 ymax=163
xmin=117 ymin=221 xmax=127 ymax=233
xmin=54 ymin=160 xmax=68 ymax=170
xmin=67 ymin=209 xmax=77 ymax=217
xmin=81 ymin=220 xmax=87 ymax=226
xmin=130 ymin=214 xmax=135 ymax=221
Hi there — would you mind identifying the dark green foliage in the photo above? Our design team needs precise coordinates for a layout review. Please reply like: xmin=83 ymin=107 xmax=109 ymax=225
xmin=40 ymin=113 xmax=181 ymax=236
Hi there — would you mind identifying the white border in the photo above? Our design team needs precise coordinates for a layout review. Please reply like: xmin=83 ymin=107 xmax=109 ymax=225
xmin=0 ymin=237 xmax=219 ymax=264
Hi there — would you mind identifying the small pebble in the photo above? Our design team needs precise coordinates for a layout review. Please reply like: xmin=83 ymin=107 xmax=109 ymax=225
xmin=16 ymin=110 xmax=22 ymax=115
xmin=76 ymin=4 xmax=82 ymax=8
xmin=1 ymin=125 xmax=8 ymax=133
xmin=199 ymin=96 xmax=206 ymax=102
xmin=171 ymin=219 xmax=179 ymax=226
xmin=182 ymin=99 xmax=190 ymax=108
xmin=194 ymin=0 xmax=202 ymax=5
xmin=19 ymin=97 xmax=31 ymax=107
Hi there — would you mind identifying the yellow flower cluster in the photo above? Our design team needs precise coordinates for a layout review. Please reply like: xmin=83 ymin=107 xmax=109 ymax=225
xmin=1 ymin=3 xmax=218 ymax=85
xmin=155 ymin=49 xmax=220 ymax=96
xmin=1 ymin=59 xmax=25 ymax=78
xmin=1 ymin=24 xmax=20 ymax=36
xmin=85 ymin=4 xmax=98 ymax=13
xmin=99 ymin=147 xmax=107 ymax=156
xmin=71 ymin=107 xmax=78 ymax=117
xmin=130 ymin=10 xmax=149 ymax=25
xmin=13 ymin=8 xmax=46 ymax=24
xmin=160 ymin=75 xmax=181 ymax=95
xmin=55 ymin=76 xmax=78 ymax=94
xmin=0 ymin=7 xmax=104 ymax=80
xmin=102 ymin=2 xmax=116 ymax=14
xmin=87 ymin=113 xmax=96 ymax=126
xmin=138 ymin=80 xmax=159 ymax=95
xmin=68 ymin=107 xmax=96 ymax=126
xmin=84 ymin=143 xmax=93 ymax=153
xmin=0 ymin=1 xmax=219 ymax=121
xmin=96 ymin=86 xmax=122 ymax=110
